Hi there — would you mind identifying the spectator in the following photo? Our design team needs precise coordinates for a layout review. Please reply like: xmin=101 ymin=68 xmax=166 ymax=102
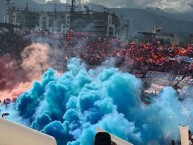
xmin=189 ymin=130 xmax=193 ymax=145
xmin=94 ymin=132 xmax=111 ymax=145
xmin=171 ymin=140 xmax=175 ymax=145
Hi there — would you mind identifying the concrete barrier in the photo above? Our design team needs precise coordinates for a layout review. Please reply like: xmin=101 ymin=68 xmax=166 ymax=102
xmin=0 ymin=118 xmax=57 ymax=145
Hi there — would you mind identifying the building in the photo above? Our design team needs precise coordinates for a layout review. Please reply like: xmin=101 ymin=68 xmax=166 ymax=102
xmin=138 ymin=32 xmax=155 ymax=42
xmin=152 ymin=27 xmax=180 ymax=45
xmin=37 ymin=6 xmax=120 ymax=36
xmin=4 ymin=0 xmax=122 ymax=38
xmin=4 ymin=0 xmax=39 ymax=30
xmin=138 ymin=26 xmax=180 ymax=45
xmin=37 ymin=11 xmax=70 ymax=33
xmin=70 ymin=9 xmax=119 ymax=37
xmin=118 ymin=17 xmax=129 ymax=41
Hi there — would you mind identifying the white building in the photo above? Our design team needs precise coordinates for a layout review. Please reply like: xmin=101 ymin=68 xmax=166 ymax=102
xmin=4 ymin=0 xmax=122 ymax=36
xmin=118 ymin=17 xmax=129 ymax=41
xmin=37 ymin=11 xmax=70 ymax=33
xmin=4 ymin=0 xmax=39 ymax=30
xmin=71 ymin=10 xmax=119 ymax=37
xmin=152 ymin=27 xmax=180 ymax=45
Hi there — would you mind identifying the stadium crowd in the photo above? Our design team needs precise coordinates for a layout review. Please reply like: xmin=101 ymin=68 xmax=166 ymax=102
xmin=1 ymin=30 xmax=193 ymax=77
xmin=1 ymin=30 xmax=193 ymax=145
xmin=0 ymin=29 xmax=30 ymax=59
xmin=60 ymin=31 xmax=193 ymax=77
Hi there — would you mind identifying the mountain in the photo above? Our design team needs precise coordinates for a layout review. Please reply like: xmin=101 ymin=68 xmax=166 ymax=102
xmin=111 ymin=8 xmax=193 ymax=35
xmin=145 ymin=7 xmax=193 ymax=22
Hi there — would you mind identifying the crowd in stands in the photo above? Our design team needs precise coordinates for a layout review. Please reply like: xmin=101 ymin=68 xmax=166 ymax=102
xmin=1 ymin=30 xmax=193 ymax=77
xmin=0 ymin=29 xmax=30 ymax=59
xmin=2 ymin=30 xmax=193 ymax=144
xmin=122 ymin=42 xmax=193 ymax=76
xmin=54 ymin=31 xmax=193 ymax=77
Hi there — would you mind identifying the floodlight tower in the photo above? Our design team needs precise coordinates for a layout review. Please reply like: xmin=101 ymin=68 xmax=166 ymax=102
xmin=66 ymin=0 xmax=81 ymax=23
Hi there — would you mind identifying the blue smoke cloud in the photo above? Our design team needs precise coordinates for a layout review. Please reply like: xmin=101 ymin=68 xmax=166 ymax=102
xmin=1 ymin=58 xmax=193 ymax=145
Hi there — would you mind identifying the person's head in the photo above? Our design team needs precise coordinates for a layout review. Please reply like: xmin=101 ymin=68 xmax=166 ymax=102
xmin=189 ymin=130 xmax=192 ymax=138
xmin=94 ymin=132 xmax=111 ymax=145
xmin=189 ymin=130 xmax=192 ymax=135
xmin=171 ymin=140 xmax=175 ymax=145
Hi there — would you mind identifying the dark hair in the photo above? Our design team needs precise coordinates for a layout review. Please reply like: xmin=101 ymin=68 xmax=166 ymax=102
xmin=94 ymin=132 xmax=111 ymax=145
xmin=171 ymin=140 xmax=175 ymax=145
xmin=111 ymin=141 xmax=117 ymax=145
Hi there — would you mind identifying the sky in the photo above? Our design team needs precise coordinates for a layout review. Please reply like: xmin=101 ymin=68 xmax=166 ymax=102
xmin=40 ymin=0 xmax=193 ymax=12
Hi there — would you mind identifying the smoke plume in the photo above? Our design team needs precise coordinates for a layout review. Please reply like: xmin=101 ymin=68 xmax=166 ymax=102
xmin=1 ymin=58 xmax=193 ymax=145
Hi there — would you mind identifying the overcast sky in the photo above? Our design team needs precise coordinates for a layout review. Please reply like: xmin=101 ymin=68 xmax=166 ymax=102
xmin=43 ymin=0 xmax=193 ymax=12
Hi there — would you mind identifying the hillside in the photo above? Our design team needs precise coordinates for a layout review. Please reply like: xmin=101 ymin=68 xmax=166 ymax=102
xmin=112 ymin=8 xmax=193 ymax=34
